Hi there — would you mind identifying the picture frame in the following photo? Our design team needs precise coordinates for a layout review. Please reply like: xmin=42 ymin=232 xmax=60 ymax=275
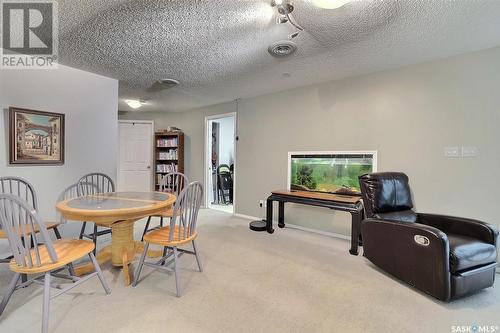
xmin=9 ymin=107 xmax=65 ymax=165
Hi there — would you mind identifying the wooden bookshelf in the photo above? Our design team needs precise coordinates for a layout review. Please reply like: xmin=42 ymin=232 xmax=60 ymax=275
xmin=154 ymin=131 xmax=184 ymax=189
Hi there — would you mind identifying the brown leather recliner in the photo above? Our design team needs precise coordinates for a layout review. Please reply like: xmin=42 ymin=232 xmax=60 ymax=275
xmin=359 ymin=172 xmax=498 ymax=302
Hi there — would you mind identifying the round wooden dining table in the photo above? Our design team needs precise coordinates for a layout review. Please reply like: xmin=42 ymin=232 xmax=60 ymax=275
xmin=56 ymin=192 xmax=176 ymax=286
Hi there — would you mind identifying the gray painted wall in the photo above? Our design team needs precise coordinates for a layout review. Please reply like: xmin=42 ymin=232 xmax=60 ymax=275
xmin=120 ymin=46 xmax=500 ymax=235
xmin=1 ymin=65 xmax=119 ymax=251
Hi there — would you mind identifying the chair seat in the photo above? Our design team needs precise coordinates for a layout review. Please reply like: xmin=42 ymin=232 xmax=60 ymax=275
xmin=144 ymin=226 xmax=197 ymax=246
xmin=9 ymin=239 xmax=95 ymax=274
xmin=0 ymin=222 xmax=60 ymax=239
xmin=448 ymin=233 xmax=497 ymax=274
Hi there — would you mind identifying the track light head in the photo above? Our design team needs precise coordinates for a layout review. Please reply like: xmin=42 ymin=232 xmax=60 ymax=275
xmin=276 ymin=15 xmax=289 ymax=24
xmin=271 ymin=0 xmax=294 ymax=14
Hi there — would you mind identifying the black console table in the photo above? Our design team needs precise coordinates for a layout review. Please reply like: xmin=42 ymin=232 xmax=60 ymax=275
xmin=266 ymin=190 xmax=364 ymax=255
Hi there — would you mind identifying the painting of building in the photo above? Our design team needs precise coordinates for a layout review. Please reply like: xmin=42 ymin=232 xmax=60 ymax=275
xmin=9 ymin=108 xmax=65 ymax=165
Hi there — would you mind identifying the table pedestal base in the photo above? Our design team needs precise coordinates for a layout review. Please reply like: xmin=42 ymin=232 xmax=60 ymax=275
xmin=73 ymin=220 xmax=163 ymax=286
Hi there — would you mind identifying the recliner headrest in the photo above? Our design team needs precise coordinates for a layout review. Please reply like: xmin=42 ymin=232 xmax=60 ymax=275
xmin=359 ymin=172 xmax=414 ymax=219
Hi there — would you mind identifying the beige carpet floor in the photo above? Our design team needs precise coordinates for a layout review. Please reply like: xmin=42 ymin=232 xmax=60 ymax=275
xmin=0 ymin=209 xmax=498 ymax=333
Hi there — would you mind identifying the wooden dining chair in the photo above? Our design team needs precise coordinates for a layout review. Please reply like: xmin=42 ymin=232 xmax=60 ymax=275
xmin=133 ymin=181 xmax=203 ymax=297
xmin=0 ymin=177 xmax=62 ymax=274
xmin=141 ymin=172 xmax=188 ymax=241
xmin=57 ymin=182 xmax=97 ymax=224
xmin=0 ymin=177 xmax=62 ymax=240
xmin=77 ymin=173 xmax=115 ymax=254
xmin=0 ymin=194 xmax=111 ymax=333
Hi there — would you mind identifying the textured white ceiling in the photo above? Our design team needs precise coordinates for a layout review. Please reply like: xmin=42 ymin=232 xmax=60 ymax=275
xmin=58 ymin=0 xmax=500 ymax=112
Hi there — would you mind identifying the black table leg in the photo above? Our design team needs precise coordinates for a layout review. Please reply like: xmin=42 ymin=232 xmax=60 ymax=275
xmin=266 ymin=198 xmax=274 ymax=234
xmin=358 ymin=209 xmax=364 ymax=246
xmin=278 ymin=201 xmax=285 ymax=228
xmin=349 ymin=210 xmax=362 ymax=255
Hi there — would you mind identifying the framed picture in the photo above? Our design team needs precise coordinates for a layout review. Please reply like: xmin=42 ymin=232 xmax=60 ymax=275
xmin=9 ymin=107 xmax=65 ymax=165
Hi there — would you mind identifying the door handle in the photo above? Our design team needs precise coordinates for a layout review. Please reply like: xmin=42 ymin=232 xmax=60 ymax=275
xmin=147 ymin=166 xmax=151 ymax=169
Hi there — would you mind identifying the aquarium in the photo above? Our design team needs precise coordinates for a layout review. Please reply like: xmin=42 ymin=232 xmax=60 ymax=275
xmin=288 ymin=151 xmax=377 ymax=195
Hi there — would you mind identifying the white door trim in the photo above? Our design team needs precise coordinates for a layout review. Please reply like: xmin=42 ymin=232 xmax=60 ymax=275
xmin=117 ymin=120 xmax=155 ymax=191
xmin=204 ymin=112 xmax=237 ymax=212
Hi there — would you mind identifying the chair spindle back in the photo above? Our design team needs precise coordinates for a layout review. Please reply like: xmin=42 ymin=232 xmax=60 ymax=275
xmin=57 ymin=182 xmax=97 ymax=223
xmin=0 ymin=177 xmax=38 ymax=210
xmin=77 ymin=173 xmax=115 ymax=196
xmin=0 ymin=194 xmax=57 ymax=269
xmin=170 ymin=182 xmax=203 ymax=241
xmin=159 ymin=172 xmax=188 ymax=196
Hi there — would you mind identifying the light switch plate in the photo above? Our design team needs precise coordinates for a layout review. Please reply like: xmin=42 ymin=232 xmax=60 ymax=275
xmin=444 ymin=146 xmax=460 ymax=158
xmin=462 ymin=146 xmax=479 ymax=158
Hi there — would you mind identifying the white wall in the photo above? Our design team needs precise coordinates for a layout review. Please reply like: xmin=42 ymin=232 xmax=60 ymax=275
xmin=217 ymin=116 xmax=235 ymax=166
xmin=120 ymin=46 xmax=500 ymax=235
xmin=0 ymin=65 xmax=118 ymax=250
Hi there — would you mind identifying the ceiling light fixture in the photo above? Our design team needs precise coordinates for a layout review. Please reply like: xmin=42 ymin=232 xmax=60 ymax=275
xmin=125 ymin=99 xmax=146 ymax=109
xmin=276 ymin=15 xmax=288 ymax=24
xmin=312 ymin=0 xmax=351 ymax=10
xmin=271 ymin=0 xmax=304 ymax=31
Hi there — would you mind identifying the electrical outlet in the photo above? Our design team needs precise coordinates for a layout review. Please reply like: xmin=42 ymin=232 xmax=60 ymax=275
xmin=259 ymin=200 xmax=264 ymax=208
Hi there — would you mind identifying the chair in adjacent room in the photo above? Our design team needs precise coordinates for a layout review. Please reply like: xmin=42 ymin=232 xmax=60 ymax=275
xmin=141 ymin=172 xmax=188 ymax=241
xmin=0 ymin=194 xmax=111 ymax=333
xmin=359 ymin=172 xmax=498 ymax=302
xmin=217 ymin=164 xmax=233 ymax=204
xmin=0 ymin=177 xmax=62 ymax=267
xmin=77 ymin=173 xmax=115 ymax=254
xmin=133 ymin=181 xmax=204 ymax=297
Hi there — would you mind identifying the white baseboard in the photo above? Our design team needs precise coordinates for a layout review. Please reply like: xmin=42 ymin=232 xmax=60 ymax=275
xmin=285 ymin=223 xmax=351 ymax=241
xmin=233 ymin=213 xmax=350 ymax=241
xmin=233 ymin=213 xmax=261 ymax=221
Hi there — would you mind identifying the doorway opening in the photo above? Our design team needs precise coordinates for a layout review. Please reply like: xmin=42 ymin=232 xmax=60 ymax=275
xmin=205 ymin=113 xmax=236 ymax=214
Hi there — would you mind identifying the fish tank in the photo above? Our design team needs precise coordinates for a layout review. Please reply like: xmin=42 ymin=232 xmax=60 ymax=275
xmin=288 ymin=151 xmax=377 ymax=195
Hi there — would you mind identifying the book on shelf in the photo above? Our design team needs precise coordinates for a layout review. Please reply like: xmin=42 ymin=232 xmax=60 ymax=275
xmin=156 ymin=174 xmax=163 ymax=184
xmin=156 ymin=163 xmax=178 ymax=173
xmin=158 ymin=150 xmax=178 ymax=160
xmin=157 ymin=137 xmax=178 ymax=147
xmin=154 ymin=131 xmax=183 ymax=182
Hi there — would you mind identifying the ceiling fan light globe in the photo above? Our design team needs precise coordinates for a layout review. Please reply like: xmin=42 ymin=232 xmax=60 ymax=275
xmin=125 ymin=99 xmax=144 ymax=109
xmin=312 ymin=0 xmax=351 ymax=9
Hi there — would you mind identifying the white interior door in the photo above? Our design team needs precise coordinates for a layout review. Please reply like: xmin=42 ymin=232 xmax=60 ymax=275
xmin=118 ymin=121 xmax=153 ymax=191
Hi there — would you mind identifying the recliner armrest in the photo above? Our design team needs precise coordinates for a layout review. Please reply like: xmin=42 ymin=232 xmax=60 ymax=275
xmin=417 ymin=213 xmax=498 ymax=246
xmin=362 ymin=218 xmax=449 ymax=253
xmin=361 ymin=218 xmax=451 ymax=301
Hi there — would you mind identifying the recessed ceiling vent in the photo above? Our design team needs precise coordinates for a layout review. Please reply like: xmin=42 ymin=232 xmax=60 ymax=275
xmin=148 ymin=78 xmax=180 ymax=93
xmin=268 ymin=41 xmax=297 ymax=57
xmin=158 ymin=78 xmax=180 ymax=87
